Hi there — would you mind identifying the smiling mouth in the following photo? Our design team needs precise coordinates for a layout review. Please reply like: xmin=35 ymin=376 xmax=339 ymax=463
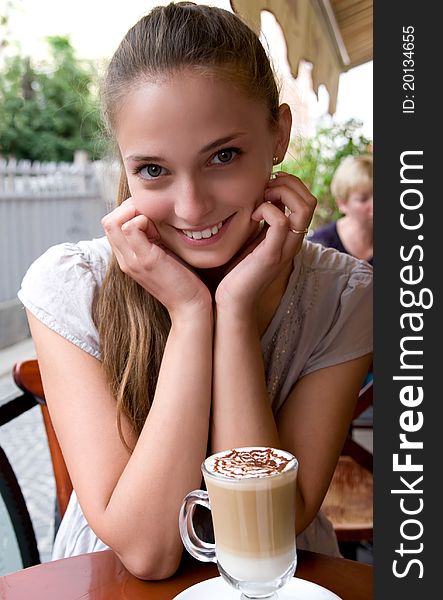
xmin=179 ymin=216 xmax=233 ymax=240
xmin=182 ymin=221 xmax=223 ymax=240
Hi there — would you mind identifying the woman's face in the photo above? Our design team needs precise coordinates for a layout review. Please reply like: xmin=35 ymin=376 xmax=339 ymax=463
xmin=340 ymin=185 xmax=373 ymax=228
xmin=115 ymin=70 xmax=285 ymax=269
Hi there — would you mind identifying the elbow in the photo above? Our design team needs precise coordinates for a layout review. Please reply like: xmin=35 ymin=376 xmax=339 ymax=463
xmin=130 ymin=562 xmax=180 ymax=582
xmin=96 ymin=512 xmax=183 ymax=580
xmin=296 ymin=503 xmax=319 ymax=534
xmin=117 ymin=546 xmax=183 ymax=581
xmin=295 ymin=489 xmax=320 ymax=535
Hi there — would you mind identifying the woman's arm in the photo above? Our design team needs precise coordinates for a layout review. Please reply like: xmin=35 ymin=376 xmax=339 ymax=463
xmin=212 ymin=173 xmax=316 ymax=451
xmin=211 ymin=305 xmax=280 ymax=451
xmin=211 ymin=318 xmax=371 ymax=535
xmin=28 ymin=305 xmax=212 ymax=580
xmin=276 ymin=353 xmax=372 ymax=533
xmin=212 ymin=172 xmax=371 ymax=534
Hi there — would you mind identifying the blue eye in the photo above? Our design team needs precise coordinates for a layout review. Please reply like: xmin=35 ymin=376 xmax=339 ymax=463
xmin=139 ymin=164 xmax=164 ymax=179
xmin=212 ymin=148 xmax=240 ymax=165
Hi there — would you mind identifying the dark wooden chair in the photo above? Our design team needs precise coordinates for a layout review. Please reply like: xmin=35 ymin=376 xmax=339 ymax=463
xmin=321 ymin=376 xmax=373 ymax=560
xmin=12 ymin=360 xmax=73 ymax=522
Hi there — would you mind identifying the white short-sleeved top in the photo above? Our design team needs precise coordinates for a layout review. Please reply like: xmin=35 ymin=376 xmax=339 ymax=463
xmin=18 ymin=236 xmax=372 ymax=559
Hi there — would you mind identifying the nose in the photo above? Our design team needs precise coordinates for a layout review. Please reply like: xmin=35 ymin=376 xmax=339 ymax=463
xmin=174 ymin=176 xmax=213 ymax=226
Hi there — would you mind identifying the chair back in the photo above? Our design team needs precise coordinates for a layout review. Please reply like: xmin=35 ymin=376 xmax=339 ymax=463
xmin=321 ymin=376 xmax=373 ymax=553
xmin=12 ymin=360 xmax=73 ymax=519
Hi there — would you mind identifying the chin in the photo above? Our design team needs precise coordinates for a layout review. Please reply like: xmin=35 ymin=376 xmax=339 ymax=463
xmin=184 ymin=254 xmax=233 ymax=270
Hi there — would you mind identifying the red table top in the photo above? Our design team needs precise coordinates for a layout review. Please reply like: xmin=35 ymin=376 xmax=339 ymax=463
xmin=0 ymin=549 xmax=372 ymax=600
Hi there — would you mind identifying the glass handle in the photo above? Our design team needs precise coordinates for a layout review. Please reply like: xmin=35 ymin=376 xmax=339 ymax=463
xmin=179 ymin=489 xmax=216 ymax=563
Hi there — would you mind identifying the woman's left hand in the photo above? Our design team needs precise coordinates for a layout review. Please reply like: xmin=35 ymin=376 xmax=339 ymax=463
xmin=215 ymin=172 xmax=317 ymax=312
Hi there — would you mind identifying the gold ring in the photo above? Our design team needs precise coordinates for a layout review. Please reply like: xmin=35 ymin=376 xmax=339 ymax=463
xmin=290 ymin=227 xmax=309 ymax=235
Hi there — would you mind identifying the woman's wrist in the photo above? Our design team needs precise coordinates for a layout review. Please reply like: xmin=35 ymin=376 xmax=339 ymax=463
xmin=169 ymin=300 xmax=214 ymax=328
xmin=215 ymin=302 xmax=259 ymax=332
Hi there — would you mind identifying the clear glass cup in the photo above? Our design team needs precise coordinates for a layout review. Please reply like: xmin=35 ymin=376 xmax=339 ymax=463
xmin=179 ymin=447 xmax=298 ymax=600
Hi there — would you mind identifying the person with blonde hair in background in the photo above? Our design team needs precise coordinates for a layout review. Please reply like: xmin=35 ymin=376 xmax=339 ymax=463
xmin=310 ymin=154 xmax=373 ymax=265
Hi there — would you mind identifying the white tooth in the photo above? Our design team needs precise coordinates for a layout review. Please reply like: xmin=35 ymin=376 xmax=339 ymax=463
xmin=201 ymin=228 xmax=212 ymax=238
xmin=211 ymin=226 xmax=219 ymax=235
xmin=218 ymin=222 xmax=223 ymax=229
xmin=184 ymin=230 xmax=193 ymax=238
xmin=192 ymin=230 xmax=203 ymax=240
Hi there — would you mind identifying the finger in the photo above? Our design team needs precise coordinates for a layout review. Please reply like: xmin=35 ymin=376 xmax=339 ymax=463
xmin=265 ymin=181 xmax=316 ymax=213
xmin=102 ymin=202 xmax=160 ymax=272
xmin=262 ymin=196 xmax=286 ymax=214
xmin=264 ymin=172 xmax=311 ymax=218
xmin=255 ymin=198 xmax=310 ymax=259
xmin=101 ymin=201 xmax=138 ymax=244
xmin=265 ymin=172 xmax=317 ymax=229
xmin=266 ymin=172 xmax=317 ymax=207
xmin=120 ymin=215 xmax=164 ymax=272
xmin=103 ymin=198 xmax=137 ymax=224
xmin=121 ymin=213 xmax=148 ymax=231
xmin=101 ymin=204 xmax=139 ymax=266
xmin=264 ymin=185 xmax=313 ymax=232
xmin=252 ymin=202 xmax=290 ymax=260
xmin=122 ymin=214 xmax=160 ymax=243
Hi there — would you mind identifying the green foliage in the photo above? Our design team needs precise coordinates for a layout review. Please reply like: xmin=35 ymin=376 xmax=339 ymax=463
xmin=281 ymin=119 xmax=372 ymax=229
xmin=0 ymin=0 xmax=16 ymax=54
xmin=0 ymin=35 xmax=107 ymax=162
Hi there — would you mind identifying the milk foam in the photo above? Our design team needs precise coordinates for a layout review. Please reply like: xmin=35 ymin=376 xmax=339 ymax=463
xmin=217 ymin=546 xmax=296 ymax=582
xmin=205 ymin=447 xmax=295 ymax=479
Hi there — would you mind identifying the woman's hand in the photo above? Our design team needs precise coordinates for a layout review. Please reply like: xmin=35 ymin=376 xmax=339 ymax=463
xmin=215 ymin=172 xmax=317 ymax=312
xmin=102 ymin=199 xmax=212 ymax=320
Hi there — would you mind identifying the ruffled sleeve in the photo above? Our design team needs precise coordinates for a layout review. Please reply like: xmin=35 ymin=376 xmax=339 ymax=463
xmin=301 ymin=257 xmax=373 ymax=377
xmin=17 ymin=238 xmax=110 ymax=360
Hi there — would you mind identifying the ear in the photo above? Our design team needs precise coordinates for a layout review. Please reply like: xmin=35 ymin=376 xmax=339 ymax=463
xmin=274 ymin=103 xmax=292 ymax=161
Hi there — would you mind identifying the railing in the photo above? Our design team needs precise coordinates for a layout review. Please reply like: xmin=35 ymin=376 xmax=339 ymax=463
xmin=0 ymin=156 xmax=119 ymax=348
xmin=0 ymin=156 xmax=96 ymax=196
xmin=0 ymin=154 xmax=119 ymax=201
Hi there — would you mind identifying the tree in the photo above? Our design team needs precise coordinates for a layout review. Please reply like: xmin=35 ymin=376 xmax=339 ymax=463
xmin=0 ymin=0 xmax=17 ymax=56
xmin=282 ymin=119 xmax=372 ymax=229
xmin=0 ymin=35 xmax=106 ymax=162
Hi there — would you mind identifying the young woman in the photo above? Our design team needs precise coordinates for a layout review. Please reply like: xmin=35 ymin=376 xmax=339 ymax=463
xmin=18 ymin=3 xmax=372 ymax=579
xmin=310 ymin=154 xmax=373 ymax=265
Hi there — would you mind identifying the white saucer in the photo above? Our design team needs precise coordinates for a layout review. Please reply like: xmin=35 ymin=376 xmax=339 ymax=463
xmin=173 ymin=576 xmax=342 ymax=599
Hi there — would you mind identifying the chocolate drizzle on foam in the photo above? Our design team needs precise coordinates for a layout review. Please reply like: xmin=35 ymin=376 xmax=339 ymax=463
xmin=211 ymin=448 xmax=292 ymax=479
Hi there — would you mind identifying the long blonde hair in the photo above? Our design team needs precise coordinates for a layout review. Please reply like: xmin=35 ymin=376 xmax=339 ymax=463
xmin=96 ymin=2 xmax=280 ymax=443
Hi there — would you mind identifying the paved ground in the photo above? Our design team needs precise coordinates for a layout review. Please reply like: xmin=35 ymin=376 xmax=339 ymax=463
xmin=0 ymin=338 xmax=55 ymax=564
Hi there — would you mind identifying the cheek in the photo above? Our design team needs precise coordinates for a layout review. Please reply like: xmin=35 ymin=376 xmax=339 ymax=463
xmin=225 ymin=184 xmax=264 ymax=212
xmin=128 ymin=188 xmax=169 ymax=222
xmin=216 ymin=172 xmax=268 ymax=210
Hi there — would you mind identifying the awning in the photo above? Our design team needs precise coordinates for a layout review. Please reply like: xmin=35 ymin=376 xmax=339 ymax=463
xmin=230 ymin=0 xmax=373 ymax=114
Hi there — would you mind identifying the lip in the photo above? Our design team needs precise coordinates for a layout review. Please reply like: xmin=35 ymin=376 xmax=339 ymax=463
xmin=176 ymin=214 xmax=234 ymax=247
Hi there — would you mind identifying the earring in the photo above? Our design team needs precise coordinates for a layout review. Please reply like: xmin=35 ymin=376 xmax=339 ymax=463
xmin=273 ymin=156 xmax=279 ymax=165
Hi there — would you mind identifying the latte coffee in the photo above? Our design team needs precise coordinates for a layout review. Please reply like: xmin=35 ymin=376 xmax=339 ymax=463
xmin=202 ymin=447 xmax=298 ymax=583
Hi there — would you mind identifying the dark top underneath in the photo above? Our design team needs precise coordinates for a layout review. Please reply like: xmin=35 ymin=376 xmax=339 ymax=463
xmin=309 ymin=221 xmax=373 ymax=266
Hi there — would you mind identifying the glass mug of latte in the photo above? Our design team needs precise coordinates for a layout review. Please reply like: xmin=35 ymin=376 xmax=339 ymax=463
xmin=179 ymin=447 xmax=298 ymax=600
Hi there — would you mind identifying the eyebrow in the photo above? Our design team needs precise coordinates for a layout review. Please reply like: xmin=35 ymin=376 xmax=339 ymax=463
xmin=199 ymin=132 xmax=247 ymax=154
xmin=125 ymin=132 xmax=248 ymax=164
